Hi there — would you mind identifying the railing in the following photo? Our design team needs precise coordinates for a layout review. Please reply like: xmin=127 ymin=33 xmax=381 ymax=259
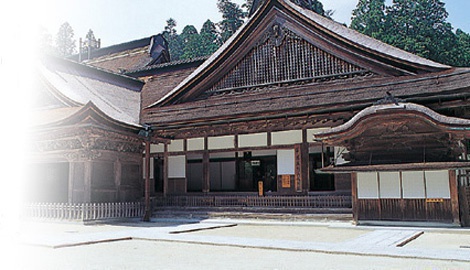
xmin=154 ymin=195 xmax=352 ymax=209
xmin=22 ymin=202 xmax=145 ymax=221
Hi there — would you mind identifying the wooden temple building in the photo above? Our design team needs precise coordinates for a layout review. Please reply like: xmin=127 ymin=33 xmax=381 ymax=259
xmin=31 ymin=0 xmax=470 ymax=226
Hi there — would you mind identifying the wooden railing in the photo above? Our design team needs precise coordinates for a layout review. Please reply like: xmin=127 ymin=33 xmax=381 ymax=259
xmin=154 ymin=195 xmax=352 ymax=209
xmin=22 ymin=202 xmax=145 ymax=221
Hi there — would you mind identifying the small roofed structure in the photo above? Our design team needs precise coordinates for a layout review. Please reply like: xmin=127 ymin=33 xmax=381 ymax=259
xmin=315 ymin=99 xmax=470 ymax=226
xmin=29 ymin=56 xmax=146 ymax=203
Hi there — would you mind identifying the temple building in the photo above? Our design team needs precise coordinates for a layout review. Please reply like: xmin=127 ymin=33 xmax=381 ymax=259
xmin=31 ymin=0 xmax=470 ymax=226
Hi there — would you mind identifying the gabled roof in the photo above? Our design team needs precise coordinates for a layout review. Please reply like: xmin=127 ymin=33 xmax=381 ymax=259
xmin=314 ymin=102 xmax=470 ymax=165
xmin=69 ymin=35 xmax=170 ymax=74
xmin=35 ymin=56 xmax=144 ymax=127
xmin=149 ymin=0 xmax=450 ymax=108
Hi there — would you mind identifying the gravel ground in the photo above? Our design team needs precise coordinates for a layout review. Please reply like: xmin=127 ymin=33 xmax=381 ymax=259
xmin=18 ymin=239 xmax=470 ymax=270
xmin=4 ymin=220 xmax=470 ymax=270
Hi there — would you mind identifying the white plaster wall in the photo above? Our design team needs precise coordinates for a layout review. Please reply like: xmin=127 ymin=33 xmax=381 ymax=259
xmin=252 ymin=150 xmax=277 ymax=157
xmin=210 ymin=152 xmax=236 ymax=158
xmin=402 ymin=171 xmax=425 ymax=199
xmin=150 ymin=143 xmax=164 ymax=153
xmin=239 ymin=133 xmax=267 ymax=148
xmin=425 ymin=170 xmax=450 ymax=199
xmin=208 ymin=136 xmax=235 ymax=150
xmin=272 ymin=130 xmax=302 ymax=145
xmin=357 ymin=172 xmax=379 ymax=199
xmin=168 ymin=140 xmax=184 ymax=152
xmin=307 ymin=128 xmax=331 ymax=143
xmin=187 ymin=138 xmax=204 ymax=151
xmin=379 ymin=172 xmax=401 ymax=199
xmin=277 ymin=149 xmax=295 ymax=175
xmin=168 ymin=155 xmax=186 ymax=178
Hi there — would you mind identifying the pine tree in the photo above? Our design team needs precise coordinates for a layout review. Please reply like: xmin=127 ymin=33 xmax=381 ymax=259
xmin=180 ymin=25 xmax=204 ymax=59
xmin=384 ymin=0 xmax=455 ymax=64
xmin=350 ymin=0 xmax=386 ymax=39
xmin=162 ymin=18 xmax=183 ymax=60
xmin=292 ymin=0 xmax=325 ymax=16
xmin=56 ymin=22 xmax=76 ymax=56
xmin=453 ymin=29 xmax=470 ymax=67
xmin=217 ymin=0 xmax=246 ymax=43
xmin=200 ymin=20 xmax=220 ymax=56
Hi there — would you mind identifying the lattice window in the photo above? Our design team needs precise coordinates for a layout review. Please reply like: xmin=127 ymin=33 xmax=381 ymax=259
xmin=207 ymin=24 xmax=370 ymax=94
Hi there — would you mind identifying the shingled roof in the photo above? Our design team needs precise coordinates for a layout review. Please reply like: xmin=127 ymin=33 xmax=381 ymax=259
xmin=150 ymin=0 xmax=450 ymax=108
xmin=35 ymin=56 xmax=144 ymax=127
xmin=69 ymin=35 xmax=170 ymax=74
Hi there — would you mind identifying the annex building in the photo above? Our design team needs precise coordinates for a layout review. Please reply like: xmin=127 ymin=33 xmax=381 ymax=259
xmin=31 ymin=0 xmax=470 ymax=226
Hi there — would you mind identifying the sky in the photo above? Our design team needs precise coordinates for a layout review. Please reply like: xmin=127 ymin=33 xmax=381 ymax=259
xmin=34 ymin=0 xmax=470 ymax=48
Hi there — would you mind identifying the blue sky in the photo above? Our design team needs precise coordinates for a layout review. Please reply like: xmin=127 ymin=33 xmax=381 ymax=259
xmin=37 ymin=0 xmax=470 ymax=47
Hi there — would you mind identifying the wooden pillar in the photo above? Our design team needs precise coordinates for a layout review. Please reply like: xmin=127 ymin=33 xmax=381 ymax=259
xmin=143 ymin=141 xmax=151 ymax=221
xmin=163 ymin=143 xmax=169 ymax=197
xmin=351 ymin=172 xmax=358 ymax=224
xmin=84 ymin=161 xmax=92 ymax=203
xmin=449 ymin=170 xmax=461 ymax=225
xmin=202 ymin=151 xmax=210 ymax=193
xmin=301 ymin=129 xmax=309 ymax=193
xmin=68 ymin=162 xmax=74 ymax=203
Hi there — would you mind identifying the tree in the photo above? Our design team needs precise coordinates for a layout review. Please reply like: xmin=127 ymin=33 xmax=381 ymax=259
xmin=162 ymin=18 xmax=183 ymax=60
xmin=350 ymin=0 xmax=386 ymax=39
xmin=384 ymin=0 xmax=455 ymax=64
xmin=291 ymin=0 xmax=325 ymax=16
xmin=56 ymin=22 xmax=76 ymax=56
xmin=180 ymin=25 xmax=204 ymax=59
xmin=217 ymin=0 xmax=246 ymax=43
xmin=453 ymin=29 xmax=470 ymax=67
xmin=200 ymin=20 xmax=221 ymax=56
xmin=81 ymin=29 xmax=100 ymax=54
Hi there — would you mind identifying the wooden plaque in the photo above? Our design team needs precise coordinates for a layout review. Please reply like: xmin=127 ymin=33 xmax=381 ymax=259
xmin=281 ymin=175 xmax=291 ymax=188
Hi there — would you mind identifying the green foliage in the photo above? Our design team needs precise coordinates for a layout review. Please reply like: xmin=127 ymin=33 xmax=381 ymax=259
xmin=163 ymin=18 xmax=184 ymax=60
xmin=291 ymin=0 xmax=325 ymax=16
xmin=350 ymin=0 xmax=386 ymax=39
xmin=350 ymin=0 xmax=470 ymax=67
xmin=56 ymin=22 xmax=76 ymax=56
xmin=217 ymin=0 xmax=246 ymax=42
xmin=200 ymin=20 xmax=221 ymax=56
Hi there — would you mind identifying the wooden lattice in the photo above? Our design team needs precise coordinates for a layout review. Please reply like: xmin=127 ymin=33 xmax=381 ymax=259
xmin=206 ymin=24 xmax=370 ymax=95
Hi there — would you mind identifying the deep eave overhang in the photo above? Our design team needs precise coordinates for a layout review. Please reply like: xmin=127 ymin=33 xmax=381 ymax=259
xmin=314 ymin=102 xmax=470 ymax=144
xmin=320 ymin=162 xmax=470 ymax=173
xmin=33 ymin=101 xmax=142 ymax=133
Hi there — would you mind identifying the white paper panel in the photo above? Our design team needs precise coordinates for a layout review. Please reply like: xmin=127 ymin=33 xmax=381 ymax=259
xmin=208 ymin=136 xmax=234 ymax=150
xmin=277 ymin=149 xmax=295 ymax=175
xmin=150 ymin=158 xmax=154 ymax=179
xmin=238 ymin=133 xmax=267 ymax=148
xmin=425 ymin=170 xmax=450 ymax=199
xmin=168 ymin=155 xmax=186 ymax=178
xmin=187 ymin=138 xmax=204 ymax=151
xmin=402 ymin=171 xmax=425 ymax=199
xmin=357 ymin=172 xmax=379 ymax=199
xmin=168 ymin=140 xmax=184 ymax=152
xmin=379 ymin=172 xmax=401 ymax=198
xmin=150 ymin=143 xmax=164 ymax=153
xmin=272 ymin=130 xmax=302 ymax=145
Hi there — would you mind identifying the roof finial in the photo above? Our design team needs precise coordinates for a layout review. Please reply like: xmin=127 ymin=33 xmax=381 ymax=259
xmin=374 ymin=91 xmax=404 ymax=106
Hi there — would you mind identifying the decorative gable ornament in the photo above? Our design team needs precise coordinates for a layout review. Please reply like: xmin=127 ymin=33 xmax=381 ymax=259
xmin=202 ymin=23 xmax=372 ymax=98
